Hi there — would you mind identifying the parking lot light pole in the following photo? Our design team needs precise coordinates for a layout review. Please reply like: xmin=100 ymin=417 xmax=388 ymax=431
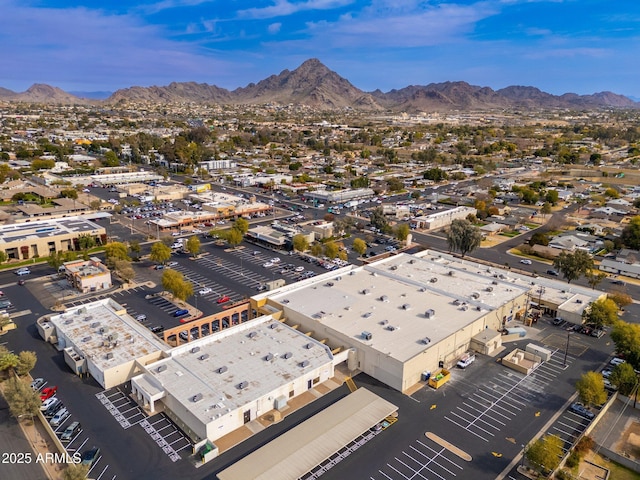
xmin=563 ymin=331 xmax=572 ymax=367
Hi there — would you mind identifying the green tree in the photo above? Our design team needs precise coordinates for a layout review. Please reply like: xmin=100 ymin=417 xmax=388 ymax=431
xmin=526 ymin=435 xmax=563 ymax=474
xmin=369 ymin=206 xmax=389 ymax=233
xmin=47 ymin=250 xmax=66 ymax=271
xmin=226 ymin=228 xmax=243 ymax=248
xmin=186 ymin=236 xmax=201 ymax=258
xmin=15 ymin=351 xmax=37 ymax=377
xmin=585 ymin=271 xmax=607 ymax=290
xmin=583 ymin=298 xmax=619 ymax=328
xmin=3 ymin=377 xmax=41 ymax=419
xmin=609 ymin=362 xmax=638 ymax=396
xmin=114 ymin=259 xmax=135 ymax=283
xmin=620 ymin=216 xmax=640 ymax=250
xmin=541 ymin=202 xmax=552 ymax=216
xmin=608 ymin=291 xmax=633 ymax=309
xmin=0 ymin=346 xmax=19 ymax=373
xmin=233 ymin=217 xmax=249 ymax=235
xmin=423 ymin=167 xmax=448 ymax=182
xmin=576 ymin=371 xmax=608 ymax=407
xmin=150 ymin=241 xmax=172 ymax=265
xmin=446 ymin=219 xmax=483 ymax=257
xmin=77 ymin=233 xmax=96 ymax=260
xmin=610 ymin=321 xmax=640 ymax=368
xmin=60 ymin=189 xmax=78 ymax=199
xmin=386 ymin=177 xmax=403 ymax=192
xmin=161 ymin=269 xmax=193 ymax=301
xmin=310 ymin=243 xmax=323 ymax=257
xmin=102 ymin=150 xmax=119 ymax=167
xmin=104 ymin=242 xmax=131 ymax=268
xmin=128 ymin=240 xmax=141 ymax=260
xmin=292 ymin=234 xmax=309 ymax=252
xmin=544 ymin=190 xmax=559 ymax=205
xmin=352 ymin=238 xmax=367 ymax=257
xmin=324 ymin=241 xmax=339 ymax=259
xmin=62 ymin=463 xmax=91 ymax=480
xmin=553 ymin=250 xmax=594 ymax=284
xmin=395 ymin=223 xmax=410 ymax=242
xmin=0 ymin=251 xmax=6 ymax=265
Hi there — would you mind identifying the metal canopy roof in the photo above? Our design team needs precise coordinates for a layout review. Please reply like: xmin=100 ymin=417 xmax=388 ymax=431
xmin=216 ymin=387 xmax=398 ymax=480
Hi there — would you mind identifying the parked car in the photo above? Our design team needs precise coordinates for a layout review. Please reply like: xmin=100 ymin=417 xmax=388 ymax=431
xmin=546 ymin=269 xmax=559 ymax=276
xmin=552 ymin=317 xmax=564 ymax=325
xmin=135 ymin=314 xmax=147 ymax=322
xmin=154 ymin=264 xmax=165 ymax=270
xmin=40 ymin=386 xmax=58 ymax=401
xmin=150 ymin=325 xmax=165 ymax=334
xmin=45 ymin=399 xmax=65 ymax=417
xmin=610 ymin=357 xmax=626 ymax=366
xmin=520 ymin=259 xmax=532 ymax=265
xmin=611 ymin=279 xmax=626 ymax=286
xmin=50 ymin=408 xmax=70 ymax=427
xmin=167 ymin=261 xmax=178 ymax=267
xmin=217 ymin=295 xmax=231 ymax=304
xmin=173 ymin=309 xmax=189 ymax=317
xmin=569 ymin=402 xmax=595 ymax=420
xmin=40 ymin=397 xmax=59 ymax=412
xmin=60 ymin=421 xmax=82 ymax=441
xmin=30 ymin=378 xmax=45 ymax=391
xmin=0 ymin=299 xmax=12 ymax=308
xmin=199 ymin=287 xmax=212 ymax=295
xmin=81 ymin=446 xmax=101 ymax=467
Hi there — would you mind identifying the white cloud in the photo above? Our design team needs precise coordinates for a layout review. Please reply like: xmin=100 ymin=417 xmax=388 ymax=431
xmin=268 ymin=22 xmax=283 ymax=34
xmin=238 ymin=0 xmax=355 ymax=20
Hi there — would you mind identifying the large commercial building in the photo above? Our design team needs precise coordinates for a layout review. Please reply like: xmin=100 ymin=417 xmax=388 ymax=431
xmin=131 ymin=315 xmax=335 ymax=443
xmin=0 ymin=216 xmax=106 ymax=261
xmin=252 ymin=250 xmax=605 ymax=393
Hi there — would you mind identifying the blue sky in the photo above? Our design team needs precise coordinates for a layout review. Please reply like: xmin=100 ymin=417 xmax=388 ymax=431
xmin=1 ymin=0 xmax=639 ymax=98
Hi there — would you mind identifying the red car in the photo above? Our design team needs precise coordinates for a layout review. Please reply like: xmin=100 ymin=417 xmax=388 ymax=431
xmin=40 ymin=386 xmax=58 ymax=401
xmin=217 ymin=295 xmax=231 ymax=304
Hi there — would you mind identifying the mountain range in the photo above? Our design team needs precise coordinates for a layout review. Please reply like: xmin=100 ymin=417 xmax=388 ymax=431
xmin=0 ymin=59 xmax=637 ymax=111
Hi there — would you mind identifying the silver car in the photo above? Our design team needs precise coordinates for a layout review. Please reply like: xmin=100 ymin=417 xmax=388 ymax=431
xmin=50 ymin=407 xmax=69 ymax=427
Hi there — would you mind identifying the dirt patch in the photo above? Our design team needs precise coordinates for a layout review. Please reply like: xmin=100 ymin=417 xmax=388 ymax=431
xmin=614 ymin=421 xmax=640 ymax=460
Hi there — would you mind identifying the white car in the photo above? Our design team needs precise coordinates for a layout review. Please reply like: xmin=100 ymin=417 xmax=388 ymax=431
xmin=263 ymin=262 xmax=274 ymax=268
xmin=520 ymin=259 xmax=532 ymax=265
xmin=199 ymin=287 xmax=212 ymax=295
xmin=294 ymin=266 xmax=304 ymax=272
xmin=16 ymin=268 xmax=31 ymax=276
xmin=50 ymin=408 xmax=70 ymax=427
xmin=167 ymin=261 xmax=178 ymax=267
xmin=271 ymin=257 xmax=281 ymax=264
xmin=40 ymin=397 xmax=58 ymax=411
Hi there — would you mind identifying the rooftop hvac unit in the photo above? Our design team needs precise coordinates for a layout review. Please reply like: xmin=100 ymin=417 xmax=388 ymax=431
xmin=157 ymin=365 xmax=167 ymax=373
xmin=264 ymin=353 xmax=274 ymax=361
xmin=105 ymin=352 xmax=113 ymax=360
xmin=269 ymin=323 xmax=278 ymax=329
xmin=217 ymin=366 xmax=228 ymax=374
xmin=409 ymin=259 xmax=416 ymax=264
xmin=248 ymin=331 xmax=258 ymax=338
xmin=237 ymin=381 xmax=248 ymax=390
xmin=325 ymin=282 xmax=334 ymax=287
xmin=492 ymin=280 xmax=499 ymax=285
xmin=299 ymin=360 xmax=310 ymax=368
xmin=199 ymin=354 xmax=209 ymax=361
xmin=386 ymin=325 xmax=397 ymax=331
xmin=447 ymin=271 xmax=454 ymax=276
xmin=82 ymin=336 xmax=92 ymax=343
xmin=430 ymin=277 xmax=438 ymax=283
xmin=305 ymin=343 xmax=314 ymax=349
xmin=191 ymin=347 xmax=200 ymax=354
xmin=390 ymin=265 xmax=398 ymax=271
xmin=361 ymin=331 xmax=373 ymax=341
xmin=90 ymin=322 xmax=100 ymax=328
xmin=379 ymin=295 xmax=389 ymax=302
xmin=453 ymin=299 xmax=461 ymax=306
xmin=361 ymin=289 xmax=370 ymax=295
xmin=425 ymin=309 xmax=436 ymax=319
xmin=350 ymin=271 xmax=356 ymax=275
xmin=475 ymin=306 xmax=482 ymax=311
xmin=192 ymin=393 xmax=203 ymax=402
xmin=283 ymin=352 xmax=293 ymax=359
xmin=486 ymin=286 xmax=493 ymax=292
xmin=576 ymin=299 xmax=583 ymax=303
xmin=402 ymin=304 xmax=411 ymax=310
xmin=421 ymin=337 xmax=431 ymax=345
xmin=471 ymin=292 xmax=480 ymax=299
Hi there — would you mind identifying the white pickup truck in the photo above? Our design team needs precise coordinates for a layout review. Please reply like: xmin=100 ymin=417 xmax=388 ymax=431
xmin=457 ymin=354 xmax=476 ymax=369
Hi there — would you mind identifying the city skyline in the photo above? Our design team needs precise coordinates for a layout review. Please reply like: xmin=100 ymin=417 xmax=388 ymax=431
xmin=1 ymin=0 xmax=639 ymax=99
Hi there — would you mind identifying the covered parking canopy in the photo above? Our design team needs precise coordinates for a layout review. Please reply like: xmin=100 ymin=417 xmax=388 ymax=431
xmin=217 ymin=387 xmax=397 ymax=480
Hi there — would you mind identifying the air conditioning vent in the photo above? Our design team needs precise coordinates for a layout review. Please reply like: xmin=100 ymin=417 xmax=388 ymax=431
xmin=265 ymin=353 xmax=274 ymax=361
xmin=421 ymin=337 xmax=431 ymax=345
xmin=157 ymin=365 xmax=167 ymax=373
xmin=299 ymin=360 xmax=310 ymax=368
xmin=379 ymin=295 xmax=389 ymax=302
xmin=90 ymin=322 xmax=100 ymax=328
xmin=402 ymin=304 xmax=411 ymax=310
xmin=425 ymin=309 xmax=436 ymax=319
xmin=105 ymin=352 xmax=113 ymax=360
xmin=237 ymin=381 xmax=248 ymax=390
xmin=191 ymin=346 xmax=200 ymax=354
xmin=269 ymin=323 xmax=278 ymax=329
xmin=192 ymin=393 xmax=203 ymax=402
xmin=199 ymin=354 xmax=209 ymax=361
xmin=283 ymin=352 xmax=293 ymax=359
xmin=485 ymin=286 xmax=493 ymax=292
xmin=217 ymin=366 xmax=228 ymax=374
xmin=305 ymin=343 xmax=314 ymax=349
xmin=248 ymin=331 xmax=258 ymax=339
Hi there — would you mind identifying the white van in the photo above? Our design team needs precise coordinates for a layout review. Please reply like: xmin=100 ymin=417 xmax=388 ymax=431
xmin=457 ymin=354 xmax=476 ymax=369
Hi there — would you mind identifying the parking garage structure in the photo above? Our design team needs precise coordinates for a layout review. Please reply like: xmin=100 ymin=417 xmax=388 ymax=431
xmin=131 ymin=315 xmax=336 ymax=447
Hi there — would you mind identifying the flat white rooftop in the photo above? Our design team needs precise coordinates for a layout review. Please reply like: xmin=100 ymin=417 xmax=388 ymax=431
xmin=50 ymin=298 xmax=166 ymax=370
xmin=267 ymin=253 xmax=529 ymax=362
xmin=0 ymin=216 xmax=104 ymax=245
xmin=145 ymin=316 xmax=333 ymax=426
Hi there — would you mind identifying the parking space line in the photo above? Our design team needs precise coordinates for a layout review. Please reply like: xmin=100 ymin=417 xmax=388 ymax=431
xmin=408 ymin=446 xmax=459 ymax=476
xmin=395 ymin=456 xmax=433 ymax=480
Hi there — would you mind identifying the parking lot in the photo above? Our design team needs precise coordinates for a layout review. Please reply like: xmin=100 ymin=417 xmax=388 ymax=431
xmin=372 ymin=435 xmax=466 ymax=480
